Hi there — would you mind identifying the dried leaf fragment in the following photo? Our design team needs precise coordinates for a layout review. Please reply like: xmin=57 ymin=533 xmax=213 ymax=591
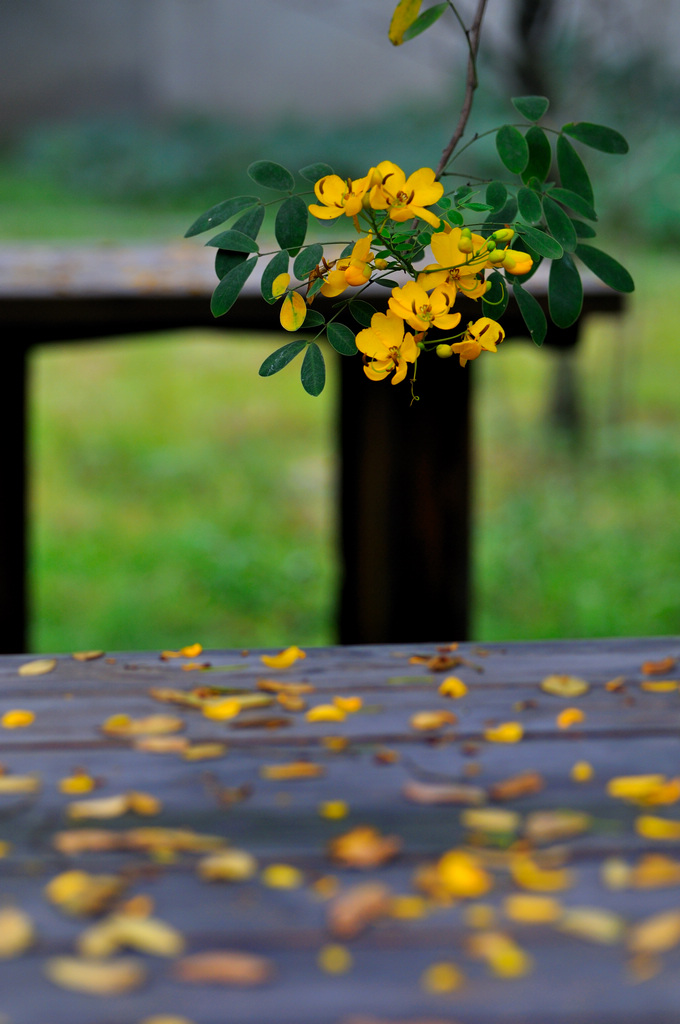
xmin=558 ymin=906 xmax=625 ymax=944
xmin=328 ymin=882 xmax=392 ymax=938
xmin=511 ymin=855 xmax=574 ymax=892
xmin=67 ymin=792 xmax=159 ymax=820
xmin=403 ymin=780 xmax=485 ymax=805
xmin=18 ymin=658 xmax=56 ymax=677
xmin=198 ymin=849 xmax=258 ymax=882
xmin=182 ymin=742 xmax=227 ymax=761
xmin=328 ymin=826 xmax=402 ymax=869
xmin=641 ymin=656 xmax=677 ymax=675
xmin=260 ymin=761 xmax=325 ymax=781
xmin=135 ymin=736 xmax=189 ymax=754
xmin=45 ymin=870 xmax=126 ymax=916
xmin=410 ymin=710 xmax=457 ymax=731
xmin=462 ymin=807 xmax=520 ymax=834
xmin=628 ymin=909 xmax=680 ymax=955
xmin=102 ymin=713 xmax=184 ymax=736
xmin=631 ymin=854 xmax=680 ymax=888
xmin=490 ymin=771 xmax=543 ymax=801
xmin=317 ymin=943 xmax=353 ymax=974
xmin=0 ymin=907 xmax=35 ymax=958
xmin=540 ymin=674 xmax=589 ymax=697
xmin=72 ymin=650 xmax=105 ymax=661
xmin=257 ymin=679 xmax=315 ymax=695
xmin=174 ymin=950 xmax=274 ymax=986
xmin=524 ymin=810 xmax=591 ymax=845
xmin=0 ymin=773 xmax=40 ymax=794
xmin=77 ymin=913 xmax=184 ymax=958
xmin=420 ymin=961 xmax=466 ymax=993
xmin=45 ymin=956 xmax=146 ymax=995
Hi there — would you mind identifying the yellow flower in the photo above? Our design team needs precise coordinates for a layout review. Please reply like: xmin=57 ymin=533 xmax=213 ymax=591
xmin=496 ymin=247 xmax=533 ymax=275
xmin=388 ymin=281 xmax=460 ymax=333
xmin=309 ymin=171 xmax=375 ymax=220
xmin=369 ymin=161 xmax=443 ymax=228
xmin=451 ymin=317 xmax=505 ymax=367
xmin=355 ymin=310 xmax=418 ymax=385
xmin=260 ymin=645 xmax=306 ymax=669
xmin=320 ymin=235 xmax=374 ymax=298
xmin=418 ymin=226 xmax=490 ymax=298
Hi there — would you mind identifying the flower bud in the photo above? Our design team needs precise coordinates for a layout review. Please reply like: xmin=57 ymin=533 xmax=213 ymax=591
xmin=436 ymin=344 xmax=454 ymax=359
xmin=458 ymin=236 xmax=474 ymax=254
xmin=374 ymin=258 xmax=389 ymax=270
xmin=488 ymin=249 xmax=507 ymax=265
xmin=485 ymin=239 xmax=496 ymax=252
xmin=492 ymin=228 xmax=514 ymax=243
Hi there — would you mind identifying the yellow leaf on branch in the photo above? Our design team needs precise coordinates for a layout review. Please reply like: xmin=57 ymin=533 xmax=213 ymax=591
xmin=388 ymin=0 xmax=422 ymax=45
xmin=279 ymin=291 xmax=307 ymax=331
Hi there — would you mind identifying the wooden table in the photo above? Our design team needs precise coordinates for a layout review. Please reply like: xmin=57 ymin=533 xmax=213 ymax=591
xmin=0 ymin=244 xmax=625 ymax=654
xmin=1 ymin=636 xmax=679 ymax=1023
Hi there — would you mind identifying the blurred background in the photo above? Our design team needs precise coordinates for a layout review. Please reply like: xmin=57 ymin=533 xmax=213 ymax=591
xmin=2 ymin=0 xmax=680 ymax=652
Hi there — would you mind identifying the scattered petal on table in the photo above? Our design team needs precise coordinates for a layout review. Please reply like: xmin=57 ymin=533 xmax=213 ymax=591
xmin=174 ymin=950 xmax=274 ymax=986
xmin=18 ymin=658 xmax=56 ymax=677
xmin=45 ymin=955 xmax=147 ymax=995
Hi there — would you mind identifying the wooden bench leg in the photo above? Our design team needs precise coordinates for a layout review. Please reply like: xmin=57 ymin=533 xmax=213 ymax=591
xmin=338 ymin=351 xmax=471 ymax=644
xmin=1 ymin=344 xmax=28 ymax=653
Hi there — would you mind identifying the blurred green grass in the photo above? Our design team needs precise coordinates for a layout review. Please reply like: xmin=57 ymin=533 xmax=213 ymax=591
xmin=28 ymin=247 xmax=680 ymax=652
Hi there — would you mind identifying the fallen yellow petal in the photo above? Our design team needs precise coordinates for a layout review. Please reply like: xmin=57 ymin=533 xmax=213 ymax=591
xmin=1 ymin=709 xmax=35 ymax=729
xmin=319 ymin=800 xmax=349 ymax=820
xmin=18 ymin=658 xmax=56 ymax=677
xmin=260 ymin=646 xmax=306 ymax=669
xmin=436 ymin=849 xmax=493 ymax=899
xmin=420 ymin=961 xmax=465 ymax=993
xmin=332 ymin=696 xmax=362 ymax=713
xmin=484 ymin=721 xmax=523 ymax=743
xmin=571 ymin=760 xmax=594 ymax=782
xmin=556 ymin=707 xmax=585 ymax=729
xmin=635 ymin=815 xmax=680 ymax=840
xmin=607 ymin=774 xmax=667 ymax=801
xmin=511 ymin=856 xmax=574 ymax=892
xmin=59 ymin=773 xmax=96 ymax=795
xmin=540 ymin=674 xmax=589 ymax=697
xmin=504 ymin=893 xmax=562 ymax=924
xmin=261 ymin=863 xmax=304 ymax=889
xmin=306 ymin=704 xmax=346 ymax=723
xmin=317 ymin=943 xmax=352 ymax=974
xmin=439 ymin=675 xmax=468 ymax=698
xmin=202 ymin=699 xmax=242 ymax=721
xmin=640 ymin=680 xmax=679 ymax=692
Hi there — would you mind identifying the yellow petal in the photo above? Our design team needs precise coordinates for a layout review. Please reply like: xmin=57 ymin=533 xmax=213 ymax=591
xmin=635 ymin=815 xmax=680 ymax=840
xmin=556 ymin=707 xmax=585 ymax=729
xmin=388 ymin=0 xmax=423 ymax=44
xmin=484 ymin=721 xmax=523 ymax=743
xmin=260 ymin=645 xmax=306 ymax=669
xmin=18 ymin=658 xmax=56 ymax=677
xmin=1 ymin=709 xmax=35 ymax=729
xmin=279 ymin=291 xmax=307 ymax=331
xmin=306 ymin=704 xmax=346 ymax=723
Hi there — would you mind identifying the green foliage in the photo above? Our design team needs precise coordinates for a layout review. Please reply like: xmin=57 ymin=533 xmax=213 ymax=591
xmin=517 ymin=187 xmax=542 ymax=225
xmin=247 ymin=160 xmax=295 ymax=192
xmin=486 ymin=181 xmax=508 ymax=212
xmin=275 ymin=195 xmax=308 ymax=256
xmin=261 ymin=250 xmax=290 ymax=304
xmin=349 ymin=300 xmax=377 ymax=328
xmin=184 ymin=195 xmax=259 ymax=238
xmin=294 ymin=243 xmax=324 ymax=280
xmin=511 ymin=96 xmax=550 ymax=123
xmin=542 ymin=195 xmax=577 ymax=253
xmin=515 ymin=224 xmax=563 ymax=260
xmin=259 ymin=339 xmax=306 ymax=377
xmin=204 ymin=229 xmax=259 ymax=253
xmin=496 ymin=125 xmax=529 ymax=175
xmin=575 ymin=244 xmax=635 ymax=293
xmin=301 ymin=343 xmax=326 ymax=396
xmin=556 ymin=135 xmax=594 ymax=204
xmin=210 ymin=257 xmax=258 ymax=317
xmin=511 ymin=283 xmax=546 ymax=347
xmin=327 ymin=323 xmax=358 ymax=356
xmin=521 ymin=126 xmax=552 ymax=184
xmin=548 ymin=252 xmax=583 ymax=328
xmin=402 ymin=3 xmax=448 ymax=41
xmin=562 ymin=122 xmax=629 ymax=155
xmin=299 ymin=162 xmax=334 ymax=182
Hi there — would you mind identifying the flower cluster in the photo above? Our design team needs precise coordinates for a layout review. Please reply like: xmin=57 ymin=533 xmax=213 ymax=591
xmin=270 ymin=160 xmax=534 ymax=385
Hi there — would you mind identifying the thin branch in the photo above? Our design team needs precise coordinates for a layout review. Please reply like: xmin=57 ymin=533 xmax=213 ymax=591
xmin=435 ymin=0 xmax=489 ymax=180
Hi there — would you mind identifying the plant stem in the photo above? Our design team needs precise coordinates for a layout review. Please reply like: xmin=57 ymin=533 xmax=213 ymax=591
xmin=435 ymin=0 xmax=489 ymax=180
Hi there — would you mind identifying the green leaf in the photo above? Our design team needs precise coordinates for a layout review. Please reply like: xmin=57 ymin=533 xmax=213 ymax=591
xmin=512 ymin=95 xmax=550 ymax=122
xmin=210 ymin=256 xmax=258 ymax=317
xmin=247 ymin=159 xmax=295 ymax=191
xmin=301 ymin=342 xmax=326 ymax=396
xmin=549 ymin=252 xmax=583 ymax=327
xmin=232 ymin=205 xmax=266 ymax=240
xmin=463 ymin=202 xmax=492 ymax=212
xmin=482 ymin=271 xmax=509 ymax=319
xmin=259 ymin=339 xmax=306 ymax=377
xmin=327 ymin=322 xmax=358 ymax=356
xmin=515 ymin=224 xmax=563 ymax=260
xmin=483 ymin=197 xmax=517 ymax=236
xmin=486 ymin=181 xmax=508 ymax=212
xmin=517 ymin=187 xmax=543 ymax=225
xmin=204 ymin=229 xmax=259 ymax=252
xmin=575 ymin=244 xmax=634 ymax=293
xmin=571 ymin=219 xmax=597 ymax=239
xmin=307 ymin=276 xmax=325 ymax=302
xmin=556 ymin=135 xmax=594 ymax=204
xmin=403 ymin=3 xmax=448 ymax=41
xmin=261 ymin=250 xmax=289 ymax=304
xmin=521 ymin=126 xmax=552 ymax=184
xmin=542 ymin=195 xmax=577 ymax=252
xmin=293 ymin=243 xmax=323 ymax=280
xmin=275 ymin=195 xmax=308 ymax=256
xmin=496 ymin=125 xmax=529 ymax=174
xmin=302 ymin=309 xmax=326 ymax=329
xmin=562 ymin=122 xmax=629 ymax=154
xmin=184 ymin=195 xmax=259 ymax=237
xmin=215 ymin=250 xmax=247 ymax=281
xmin=513 ymin=282 xmax=547 ymax=346
xmin=299 ymin=162 xmax=334 ymax=183
xmin=446 ymin=209 xmax=464 ymax=227
xmin=547 ymin=186 xmax=597 ymax=222
xmin=349 ymin=300 xmax=377 ymax=327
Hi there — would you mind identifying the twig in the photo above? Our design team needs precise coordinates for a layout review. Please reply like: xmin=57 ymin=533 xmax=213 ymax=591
xmin=434 ymin=0 xmax=489 ymax=180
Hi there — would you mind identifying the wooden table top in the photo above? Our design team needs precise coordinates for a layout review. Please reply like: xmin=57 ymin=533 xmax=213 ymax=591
xmin=1 ymin=636 xmax=679 ymax=1023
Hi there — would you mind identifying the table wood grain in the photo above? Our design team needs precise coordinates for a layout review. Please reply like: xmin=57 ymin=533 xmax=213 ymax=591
xmin=1 ymin=636 xmax=679 ymax=1023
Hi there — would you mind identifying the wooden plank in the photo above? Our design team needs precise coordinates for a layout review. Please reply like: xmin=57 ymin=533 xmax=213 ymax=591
xmin=0 ymin=637 xmax=679 ymax=1022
